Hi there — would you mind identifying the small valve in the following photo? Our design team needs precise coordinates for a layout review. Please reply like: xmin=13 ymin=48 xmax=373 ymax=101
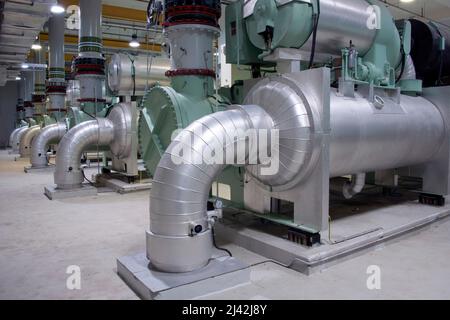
xmin=189 ymin=222 xmax=203 ymax=236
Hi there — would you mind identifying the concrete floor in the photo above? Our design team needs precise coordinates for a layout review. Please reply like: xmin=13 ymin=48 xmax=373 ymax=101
xmin=1 ymin=149 xmax=450 ymax=300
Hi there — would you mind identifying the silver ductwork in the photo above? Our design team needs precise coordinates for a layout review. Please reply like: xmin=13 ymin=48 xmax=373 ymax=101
xmin=54 ymin=103 xmax=134 ymax=189
xmin=30 ymin=123 xmax=67 ymax=168
xmin=147 ymin=105 xmax=273 ymax=272
xmin=147 ymin=74 xmax=447 ymax=273
xmin=19 ymin=126 xmax=41 ymax=157
xmin=11 ymin=127 xmax=29 ymax=154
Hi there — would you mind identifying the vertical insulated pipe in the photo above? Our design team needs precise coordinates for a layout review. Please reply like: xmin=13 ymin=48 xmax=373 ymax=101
xmin=30 ymin=13 xmax=67 ymax=168
xmin=47 ymin=13 xmax=67 ymax=119
xmin=76 ymin=0 xmax=104 ymax=105
xmin=34 ymin=48 xmax=46 ymax=97
xmin=33 ymin=48 xmax=46 ymax=118
xmin=24 ymin=75 xmax=35 ymax=119
xmin=147 ymin=105 xmax=273 ymax=272
xmin=53 ymin=0 xmax=109 ymax=189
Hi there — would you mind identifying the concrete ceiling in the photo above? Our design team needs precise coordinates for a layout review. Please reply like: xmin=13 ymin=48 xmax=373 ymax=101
xmin=0 ymin=0 xmax=55 ymax=84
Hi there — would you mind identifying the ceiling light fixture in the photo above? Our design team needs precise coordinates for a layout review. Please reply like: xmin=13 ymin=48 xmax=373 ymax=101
xmin=15 ymin=77 xmax=21 ymax=81
xmin=50 ymin=3 xmax=65 ymax=14
xmin=31 ymin=43 xmax=42 ymax=50
xmin=129 ymin=34 xmax=140 ymax=48
xmin=21 ymin=63 xmax=29 ymax=69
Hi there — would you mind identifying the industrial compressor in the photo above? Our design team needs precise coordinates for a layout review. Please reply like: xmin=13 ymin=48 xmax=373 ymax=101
xmin=129 ymin=0 xmax=450 ymax=277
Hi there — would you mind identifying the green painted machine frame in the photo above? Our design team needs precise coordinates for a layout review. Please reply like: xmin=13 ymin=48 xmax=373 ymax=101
xmin=139 ymin=75 xmax=229 ymax=176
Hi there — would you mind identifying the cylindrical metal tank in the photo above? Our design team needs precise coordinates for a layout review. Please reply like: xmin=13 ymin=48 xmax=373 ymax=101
xmin=107 ymin=53 xmax=170 ymax=94
xmin=329 ymin=90 xmax=445 ymax=177
xmin=245 ymin=0 xmax=401 ymax=67
xmin=302 ymin=0 xmax=377 ymax=56
xmin=245 ymin=77 xmax=446 ymax=189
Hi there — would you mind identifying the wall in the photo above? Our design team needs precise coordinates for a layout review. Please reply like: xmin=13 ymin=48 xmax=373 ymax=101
xmin=0 ymin=81 xmax=18 ymax=148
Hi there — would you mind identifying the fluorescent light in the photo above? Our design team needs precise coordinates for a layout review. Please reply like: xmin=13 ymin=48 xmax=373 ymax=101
xmin=21 ymin=63 xmax=29 ymax=69
xmin=15 ymin=77 xmax=21 ymax=81
xmin=400 ymin=0 xmax=414 ymax=2
xmin=50 ymin=4 xmax=65 ymax=14
xmin=129 ymin=34 xmax=140 ymax=48
xmin=31 ymin=43 xmax=42 ymax=50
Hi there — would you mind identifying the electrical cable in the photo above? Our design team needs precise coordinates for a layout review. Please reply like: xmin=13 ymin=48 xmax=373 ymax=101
xmin=248 ymin=258 xmax=293 ymax=269
xmin=437 ymin=48 xmax=444 ymax=86
xmin=82 ymin=168 xmax=95 ymax=186
xmin=308 ymin=0 xmax=320 ymax=69
xmin=396 ymin=48 xmax=406 ymax=84
xmin=211 ymin=226 xmax=232 ymax=257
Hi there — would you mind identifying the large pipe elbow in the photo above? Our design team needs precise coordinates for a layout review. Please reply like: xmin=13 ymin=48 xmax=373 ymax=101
xmin=147 ymin=105 xmax=273 ymax=272
xmin=19 ymin=126 xmax=41 ymax=157
xmin=54 ymin=118 xmax=114 ymax=189
xmin=9 ymin=126 xmax=26 ymax=148
xmin=30 ymin=122 xmax=67 ymax=168
xmin=12 ymin=127 xmax=29 ymax=153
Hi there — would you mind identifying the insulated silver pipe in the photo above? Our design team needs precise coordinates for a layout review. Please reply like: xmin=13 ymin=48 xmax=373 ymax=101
xmin=343 ymin=173 xmax=366 ymax=199
xmin=9 ymin=126 xmax=27 ymax=148
xmin=48 ymin=14 xmax=65 ymax=78
xmin=147 ymin=105 xmax=273 ymax=272
xmin=54 ymin=119 xmax=114 ymax=189
xmin=77 ymin=0 xmax=104 ymax=102
xmin=30 ymin=122 xmax=67 ymax=168
xmin=33 ymin=47 xmax=46 ymax=96
xmin=12 ymin=127 xmax=29 ymax=153
xmin=53 ymin=102 xmax=133 ymax=189
xmin=47 ymin=13 xmax=66 ymax=114
xmin=19 ymin=126 xmax=41 ymax=158
xmin=79 ymin=0 xmax=102 ymax=59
